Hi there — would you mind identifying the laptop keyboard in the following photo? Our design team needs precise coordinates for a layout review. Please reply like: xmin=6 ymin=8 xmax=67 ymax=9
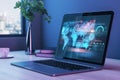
xmin=34 ymin=60 xmax=92 ymax=71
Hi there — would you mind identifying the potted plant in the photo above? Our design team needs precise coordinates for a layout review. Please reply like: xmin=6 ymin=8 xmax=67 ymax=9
xmin=14 ymin=0 xmax=51 ymax=55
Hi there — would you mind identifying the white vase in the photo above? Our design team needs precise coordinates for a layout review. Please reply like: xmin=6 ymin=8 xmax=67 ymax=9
xmin=25 ymin=21 xmax=35 ymax=55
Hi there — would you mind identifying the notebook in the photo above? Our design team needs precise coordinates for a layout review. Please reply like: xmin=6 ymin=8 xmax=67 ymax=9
xmin=11 ymin=11 xmax=114 ymax=76
xmin=35 ymin=47 xmax=56 ymax=58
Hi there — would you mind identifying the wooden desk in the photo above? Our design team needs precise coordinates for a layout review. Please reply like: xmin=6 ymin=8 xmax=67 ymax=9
xmin=0 ymin=51 xmax=120 ymax=80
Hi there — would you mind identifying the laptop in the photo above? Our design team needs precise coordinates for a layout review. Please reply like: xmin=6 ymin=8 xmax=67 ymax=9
xmin=11 ymin=11 xmax=114 ymax=76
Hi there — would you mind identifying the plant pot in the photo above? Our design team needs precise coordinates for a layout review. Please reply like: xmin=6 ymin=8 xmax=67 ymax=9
xmin=25 ymin=21 xmax=35 ymax=55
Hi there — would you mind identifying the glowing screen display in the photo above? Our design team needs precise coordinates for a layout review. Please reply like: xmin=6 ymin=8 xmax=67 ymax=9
xmin=56 ymin=11 xmax=114 ymax=64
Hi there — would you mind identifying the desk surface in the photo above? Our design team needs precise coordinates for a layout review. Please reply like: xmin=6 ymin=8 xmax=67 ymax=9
xmin=0 ymin=51 xmax=120 ymax=80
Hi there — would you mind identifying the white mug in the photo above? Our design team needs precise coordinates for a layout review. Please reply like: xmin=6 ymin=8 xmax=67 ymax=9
xmin=0 ymin=48 xmax=10 ymax=58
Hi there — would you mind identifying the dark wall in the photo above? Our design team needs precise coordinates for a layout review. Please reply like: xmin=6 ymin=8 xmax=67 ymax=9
xmin=0 ymin=37 xmax=26 ymax=51
xmin=42 ymin=0 xmax=120 ymax=59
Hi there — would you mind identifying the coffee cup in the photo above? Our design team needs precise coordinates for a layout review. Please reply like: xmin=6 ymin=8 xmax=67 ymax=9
xmin=0 ymin=48 xmax=10 ymax=58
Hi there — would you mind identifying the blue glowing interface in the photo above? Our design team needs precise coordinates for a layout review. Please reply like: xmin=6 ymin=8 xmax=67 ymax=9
xmin=56 ymin=12 xmax=113 ymax=64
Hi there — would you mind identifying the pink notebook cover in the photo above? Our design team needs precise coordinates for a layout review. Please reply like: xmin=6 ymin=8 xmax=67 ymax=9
xmin=35 ymin=50 xmax=54 ymax=58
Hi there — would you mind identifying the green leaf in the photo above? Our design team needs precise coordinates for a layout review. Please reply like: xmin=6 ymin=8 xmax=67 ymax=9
xmin=14 ymin=0 xmax=51 ymax=22
xmin=14 ymin=1 xmax=21 ymax=8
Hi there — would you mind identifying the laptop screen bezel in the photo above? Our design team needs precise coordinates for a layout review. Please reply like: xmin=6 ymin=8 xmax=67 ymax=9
xmin=55 ymin=11 xmax=114 ymax=65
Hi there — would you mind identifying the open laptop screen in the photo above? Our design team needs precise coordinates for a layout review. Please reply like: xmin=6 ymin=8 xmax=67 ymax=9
xmin=56 ymin=11 xmax=114 ymax=65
